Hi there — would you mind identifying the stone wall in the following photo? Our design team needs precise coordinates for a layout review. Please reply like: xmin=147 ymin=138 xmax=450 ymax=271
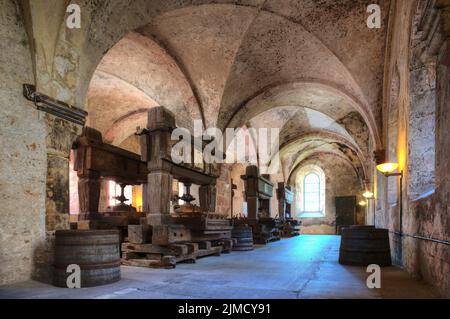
xmin=404 ymin=4 xmax=450 ymax=296
xmin=378 ymin=0 xmax=450 ymax=298
xmin=290 ymin=154 xmax=364 ymax=234
xmin=376 ymin=0 xmax=414 ymax=267
xmin=0 ymin=0 xmax=47 ymax=285
xmin=0 ymin=1 xmax=83 ymax=285
xmin=1 ymin=0 xmax=447 ymax=297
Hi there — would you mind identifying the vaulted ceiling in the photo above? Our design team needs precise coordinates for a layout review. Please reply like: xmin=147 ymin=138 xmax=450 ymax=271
xmin=85 ymin=0 xmax=391 ymax=182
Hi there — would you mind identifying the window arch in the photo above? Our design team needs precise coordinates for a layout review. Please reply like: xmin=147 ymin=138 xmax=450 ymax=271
xmin=294 ymin=165 xmax=326 ymax=218
xmin=303 ymin=173 xmax=321 ymax=212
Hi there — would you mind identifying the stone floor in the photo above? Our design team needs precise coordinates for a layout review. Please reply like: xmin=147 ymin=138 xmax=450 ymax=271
xmin=0 ymin=235 xmax=441 ymax=299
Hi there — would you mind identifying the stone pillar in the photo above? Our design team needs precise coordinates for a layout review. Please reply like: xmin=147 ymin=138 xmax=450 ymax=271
xmin=45 ymin=116 xmax=82 ymax=229
xmin=35 ymin=115 xmax=82 ymax=283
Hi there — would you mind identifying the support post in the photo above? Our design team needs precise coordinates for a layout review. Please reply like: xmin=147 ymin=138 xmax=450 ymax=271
xmin=77 ymin=171 xmax=101 ymax=220
xmin=199 ymin=184 xmax=216 ymax=213
xmin=145 ymin=107 xmax=175 ymax=218
xmin=142 ymin=183 xmax=149 ymax=212
xmin=143 ymin=107 xmax=176 ymax=245
xmin=277 ymin=182 xmax=286 ymax=221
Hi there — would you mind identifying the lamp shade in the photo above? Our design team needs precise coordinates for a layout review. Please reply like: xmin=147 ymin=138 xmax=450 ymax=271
xmin=376 ymin=163 xmax=399 ymax=174
xmin=358 ymin=200 xmax=368 ymax=206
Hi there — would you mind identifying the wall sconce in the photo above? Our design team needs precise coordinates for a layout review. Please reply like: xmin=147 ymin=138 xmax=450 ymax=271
xmin=358 ymin=200 xmax=368 ymax=206
xmin=362 ymin=190 xmax=375 ymax=226
xmin=376 ymin=163 xmax=399 ymax=174
xmin=376 ymin=162 xmax=404 ymax=234
xmin=362 ymin=191 xmax=374 ymax=199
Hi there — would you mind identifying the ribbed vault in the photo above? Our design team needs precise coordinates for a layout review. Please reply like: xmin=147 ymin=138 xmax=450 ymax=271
xmin=81 ymin=1 xmax=388 ymax=180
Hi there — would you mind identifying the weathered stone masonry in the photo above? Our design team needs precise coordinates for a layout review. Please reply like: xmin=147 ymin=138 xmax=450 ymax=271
xmin=0 ymin=0 xmax=449 ymax=298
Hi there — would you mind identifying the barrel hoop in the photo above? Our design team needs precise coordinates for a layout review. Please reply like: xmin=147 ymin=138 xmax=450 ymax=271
xmin=342 ymin=230 xmax=389 ymax=234
xmin=341 ymin=234 xmax=389 ymax=238
xmin=234 ymin=238 xmax=253 ymax=243
xmin=54 ymin=261 xmax=121 ymax=270
xmin=340 ymin=248 xmax=390 ymax=253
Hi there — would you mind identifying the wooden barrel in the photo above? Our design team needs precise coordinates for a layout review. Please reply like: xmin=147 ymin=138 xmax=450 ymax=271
xmin=339 ymin=227 xmax=391 ymax=266
xmin=53 ymin=230 xmax=121 ymax=287
xmin=348 ymin=225 xmax=376 ymax=230
xmin=232 ymin=225 xmax=254 ymax=251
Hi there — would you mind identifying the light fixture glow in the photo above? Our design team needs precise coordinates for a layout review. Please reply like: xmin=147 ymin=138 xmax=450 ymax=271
xmin=362 ymin=191 xmax=374 ymax=199
xmin=358 ymin=200 xmax=368 ymax=206
xmin=376 ymin=162 xmax=399 ymax=174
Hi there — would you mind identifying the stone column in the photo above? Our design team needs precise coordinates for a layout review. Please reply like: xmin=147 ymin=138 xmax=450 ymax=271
xmin=35 ymin=115 xmax=82 ymax=283
xmin=45 ymin=116 xmax=82 ymax=229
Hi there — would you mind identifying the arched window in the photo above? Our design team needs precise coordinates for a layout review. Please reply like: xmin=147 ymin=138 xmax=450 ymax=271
xmin=303 ymin=173 xmax=321 ymax=212
xmin=294 ymin=165 xmax=326 ymax=218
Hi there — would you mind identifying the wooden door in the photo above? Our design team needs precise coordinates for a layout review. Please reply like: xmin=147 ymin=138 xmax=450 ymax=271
xmin=335 ymin=196 xmax=356 ymax=234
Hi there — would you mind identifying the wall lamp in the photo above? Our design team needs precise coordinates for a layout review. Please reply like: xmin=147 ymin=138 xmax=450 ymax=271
xmin=358 ymin=200 xmax=368 ymax=206
xmin=376 ymin=162 xmax=404 ymax=234
xmin=362 ymin=190 xmax=375 ymax=226
xmin=376 ymin=163 xmax=399 ymax=174
xmin=362 ymin=191 xmax=374 ymax=199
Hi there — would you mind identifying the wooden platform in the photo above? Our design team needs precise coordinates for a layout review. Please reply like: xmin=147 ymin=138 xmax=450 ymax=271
xmin=252 ymin=226 xmax=281 ymax=245
xmin=280 ymin=225 xmax=301 ymax=238
xmin=121 ymin=239 xmax=234 ymax=269
xmin=253 ymin=234 xmax=281 ymax=245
